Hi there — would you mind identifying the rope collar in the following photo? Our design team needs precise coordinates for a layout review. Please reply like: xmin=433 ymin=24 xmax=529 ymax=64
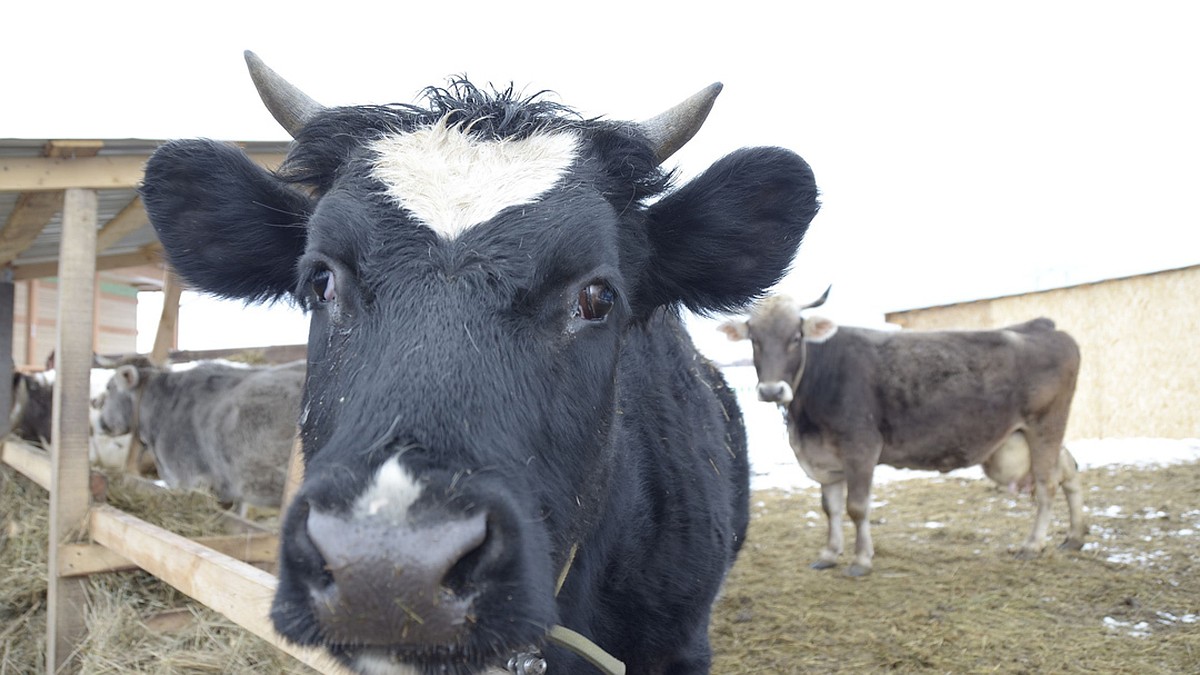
xmin=502 ymin=542 xmax=627 ymax=675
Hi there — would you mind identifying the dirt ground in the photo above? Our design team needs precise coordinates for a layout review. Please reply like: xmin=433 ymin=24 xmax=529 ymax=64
xmin=4 ymin=460 xmax=1198 ymax=673
xmin=711 ymin=461 xmax=1200 ymax=674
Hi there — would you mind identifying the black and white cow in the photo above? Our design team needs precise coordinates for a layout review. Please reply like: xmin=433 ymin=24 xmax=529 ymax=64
xmin=721 ymin=292 xmax=1085 ymax=576
xmin=138 ymin=52 xmax=819 ymax=674
xmin=95 ymin=360 xmax=305 ymax=509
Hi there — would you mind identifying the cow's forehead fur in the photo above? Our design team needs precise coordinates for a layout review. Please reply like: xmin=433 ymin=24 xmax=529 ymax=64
xmin=750 ymin=294 xmax=803 ymax=334
xmin=368 ymin=118 xmax=581 ymax=239
xmin=277 ymin=80 xmax=670 ymax=232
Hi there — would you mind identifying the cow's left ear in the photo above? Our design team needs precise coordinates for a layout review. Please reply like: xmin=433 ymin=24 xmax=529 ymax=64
xmin=717 ymin=320 xmax=749 ymax=341
xmin=637 ymin=147 xmax=818 ymax=315
xmin=141 ymin=140 xmax=313 ymax=303
xmin=114 ymin=365 xmax=140 ymax=391
xmin=802 ymin=316 xmax=838 ymax=343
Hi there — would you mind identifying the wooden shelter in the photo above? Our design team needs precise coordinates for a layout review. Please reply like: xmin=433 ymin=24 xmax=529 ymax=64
xmin=0 ymin=138 xmax=358 ymax=674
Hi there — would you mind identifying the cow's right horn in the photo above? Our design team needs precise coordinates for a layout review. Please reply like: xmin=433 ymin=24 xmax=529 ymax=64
xmin=639 ymin=82 xmax=723 ymax=164
xmin=244 ymin=51 xmax=324 ymax=138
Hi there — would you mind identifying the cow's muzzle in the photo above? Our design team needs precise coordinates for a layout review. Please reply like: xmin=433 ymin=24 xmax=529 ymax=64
xmin=757 ymin=381 xmax=793 ymax=405
xmin=304 ymin=508 xmax=489 ymax=646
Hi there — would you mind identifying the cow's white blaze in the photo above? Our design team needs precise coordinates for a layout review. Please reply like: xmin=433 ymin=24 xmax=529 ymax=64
xmin=369 ymin=118 xmax=580 ymax=239
xmin=353 ymin=456 xmax=423 ymax=524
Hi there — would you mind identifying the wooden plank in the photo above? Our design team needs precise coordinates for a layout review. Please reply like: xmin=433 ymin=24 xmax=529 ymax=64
xmin=0 ymin=152 xmax=286 ymax=192
xmin=89 ymin=505 xmax=362 ymax=675
xmin=95 ymin=196 xmax=149 ymax=253
xmin=47 ymin=188 xmax=98 ymax=673
xmin=59 ymin=532 xmax=279 ymax=577
xmin=12 ymin=243 xmax=162 ymax=280
xmin=149 ymin=270 xmax=182 ymax=365
xmin=1 ymin=438 xmax=51 ymax=490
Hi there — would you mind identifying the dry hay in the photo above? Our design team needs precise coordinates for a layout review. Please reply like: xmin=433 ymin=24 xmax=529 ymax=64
xmin=0 ymin=466 xmax=311 ymax=674
xmin=712 ymin=461 xmax=1200 ymax=673
xmin=5 ymin=460 xmax=1199 ymax=674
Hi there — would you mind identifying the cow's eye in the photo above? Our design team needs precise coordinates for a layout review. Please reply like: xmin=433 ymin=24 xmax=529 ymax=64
xmin=577 ymin=282 xmax=616 ymax=321
xmin=312 ymin=269 xmax=336 ymax=303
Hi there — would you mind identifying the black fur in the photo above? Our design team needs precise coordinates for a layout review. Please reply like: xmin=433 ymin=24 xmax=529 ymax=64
xmin=141 ymin=77 xmax=818 ymax=675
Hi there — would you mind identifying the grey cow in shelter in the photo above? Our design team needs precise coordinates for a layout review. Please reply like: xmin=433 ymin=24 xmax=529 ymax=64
xmin=95 ymin=360 xmax=305 ymax=509
xmin=721 ymin=290 xmax=1086 ymax=576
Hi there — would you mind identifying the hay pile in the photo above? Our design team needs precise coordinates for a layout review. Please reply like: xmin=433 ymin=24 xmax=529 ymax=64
xmin=0 ymin=466 xmax=312 ymax=674
xmin=712 ymin=460 xmax=1200 ymax=673
xmin=5 ymin=459 xmax=1198 ymax=673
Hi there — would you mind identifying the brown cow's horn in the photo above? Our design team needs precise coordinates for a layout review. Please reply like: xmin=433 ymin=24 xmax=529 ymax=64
xmin=801 ymin=285 xmax=832 ymax=311
xmin=639 ymin=82 xmax=723 ymax=164
xmin=244 ymin=50 xmax=324 ymax=138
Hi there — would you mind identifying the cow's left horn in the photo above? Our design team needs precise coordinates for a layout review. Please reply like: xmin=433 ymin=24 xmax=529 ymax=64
xmin=801 ymin=285 xmax=833 ymax=311
xmin=244 ymin=50 xmax=324 ymax=138
xmin=640 ymin=82 xmax=723 ymax=164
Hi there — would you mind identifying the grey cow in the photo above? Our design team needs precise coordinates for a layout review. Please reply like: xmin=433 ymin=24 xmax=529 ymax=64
xmin=721 ymin=292 xmax=1085 ymax=576
xmin=96 ymin=360 xmax=305 ymax=509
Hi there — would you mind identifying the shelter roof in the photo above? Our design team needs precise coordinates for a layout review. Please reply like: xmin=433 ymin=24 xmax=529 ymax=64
xmin=0 ymin=139 xmax=289 ymax=289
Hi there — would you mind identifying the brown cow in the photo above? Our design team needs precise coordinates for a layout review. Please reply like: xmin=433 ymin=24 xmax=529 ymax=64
xmin=720 ymin=291 xmax=1086 ymax=576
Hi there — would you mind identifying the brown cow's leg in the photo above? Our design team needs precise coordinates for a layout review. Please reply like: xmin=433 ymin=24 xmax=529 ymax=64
xmin=1058 ymin=446 xmax=1087 ymax=550
xmin=812 ymin=481 xmax=845 ymax=569
xmin=845 ymin=470 xmax=874 ymax=577
xmin=1017 ymin=425 xmax=1063 ymax=559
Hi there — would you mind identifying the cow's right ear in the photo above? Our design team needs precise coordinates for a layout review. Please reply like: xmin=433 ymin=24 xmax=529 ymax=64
xmin=114 ymin=365 xmax=140 ymax=391
xmin=717 ymin=320 xmax=750 ymax=342
xmin=802 ymin=316 xmax=838 ymax=343
xmin=141 ymin=140 xmax=312 ymax=302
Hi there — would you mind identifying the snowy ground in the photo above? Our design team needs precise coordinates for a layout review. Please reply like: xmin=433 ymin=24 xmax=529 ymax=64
xmin=721 ymin=365 xmax=1200 ymax=492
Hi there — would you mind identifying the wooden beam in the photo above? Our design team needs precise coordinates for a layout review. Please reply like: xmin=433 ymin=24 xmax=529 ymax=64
xmin=1 ymin=438 xmax=51 ymax=490
xmin=0 ymin=152 xmax=286 ymax=192
xmin=12 ymin=243 xmax=162 ymax=280
xmin=0 ymin=144 xmax=104 ymax=266
xmin=95 ymin=196 xmax=149 ymax=253
xmin=59 ymin=532 xmax=278 ymax=577
xmin=0 ymin=192 xmax=64 ymax=265
xmin=150 ymin=270 xmax=182 ymax=365
xmin=47 ymin=188 xmax=98 ymax=673
xmin=89 ymin=505 xmax=362 ymax=675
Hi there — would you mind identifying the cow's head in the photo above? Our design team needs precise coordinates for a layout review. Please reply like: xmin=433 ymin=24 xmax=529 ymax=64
xmin=141 ymin=52 xmax=819 ymax=674
xmin=719 ymin=288 xmax=837 ymax=405
xmin=95 ymin=365 xmax=142 ymax=437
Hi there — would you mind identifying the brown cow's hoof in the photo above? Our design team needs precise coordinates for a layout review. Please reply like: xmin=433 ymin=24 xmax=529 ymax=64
xmin=1013 ymin=547 xmax=1042 ymax=560
xmin=810 ymin=560 xmax=837 ymax=570
xmin=846 ymin=564 xmax=872 ymax=577
xmin=1059 ymin=537 xmax=1085 ymax=551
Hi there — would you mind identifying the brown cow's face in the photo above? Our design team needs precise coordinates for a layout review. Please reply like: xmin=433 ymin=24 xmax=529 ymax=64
xmin=720 ymin=295 xmax=837 ymax=405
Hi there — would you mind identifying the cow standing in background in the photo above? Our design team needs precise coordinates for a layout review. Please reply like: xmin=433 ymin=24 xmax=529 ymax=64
xmin=95 ymin=360 xmax=305 ymax=510
xmin=136 ymin=51 xmax=820 ymax=674
xmin=721 ymin=291 xmax=1085 ymax=576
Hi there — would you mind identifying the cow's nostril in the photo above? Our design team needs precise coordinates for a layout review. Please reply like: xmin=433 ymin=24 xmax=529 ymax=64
xmin=304 ymin=508 xmax=489 ymax=646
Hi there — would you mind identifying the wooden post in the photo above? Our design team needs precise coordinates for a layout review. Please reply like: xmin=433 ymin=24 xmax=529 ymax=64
xmin=25 ymin=280 xmax=38 ymax=367
xmin=0 ymin=268 xmax=13 ymax=437
xmin=150 ymin=269 xmax=182 ymax=366
xmin=281 ymin=436 xmax=305 ymax=511
xmin=47 ymin=188 xmax=98 ymax=674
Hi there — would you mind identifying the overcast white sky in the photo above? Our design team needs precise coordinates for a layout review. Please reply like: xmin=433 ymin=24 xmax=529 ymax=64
xmin=6 ymin=1 xmax=1198 ymax=362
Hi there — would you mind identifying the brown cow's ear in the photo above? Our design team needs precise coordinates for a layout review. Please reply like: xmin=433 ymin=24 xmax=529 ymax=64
xmin=115 ymin=365 xmax=140 ymax=391
xmin=802 ymin=316 xmax=838 ymax=343
xmin=717 ymin=320 xmax=749 ymax=342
